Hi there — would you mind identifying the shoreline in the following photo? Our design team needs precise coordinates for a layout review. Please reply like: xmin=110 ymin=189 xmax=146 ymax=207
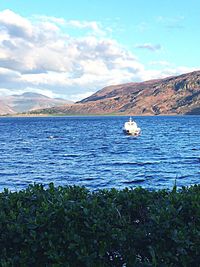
xmin=0 ymin=112 xmax=194 ymax=118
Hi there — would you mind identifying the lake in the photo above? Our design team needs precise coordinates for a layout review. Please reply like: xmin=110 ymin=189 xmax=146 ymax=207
xmin=0 ymin=116 xmax=199 ymax=191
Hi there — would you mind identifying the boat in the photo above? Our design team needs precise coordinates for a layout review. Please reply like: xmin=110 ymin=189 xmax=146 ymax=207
xmin=123 ymin=117 xmax=141 ymax=136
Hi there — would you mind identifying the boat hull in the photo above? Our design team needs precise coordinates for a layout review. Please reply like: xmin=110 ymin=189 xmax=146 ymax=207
xmin=123 ymin=129 xmax=141 ymax=136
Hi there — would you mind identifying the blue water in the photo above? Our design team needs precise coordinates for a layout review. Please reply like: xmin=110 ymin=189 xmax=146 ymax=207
xmin=0 ymin=116 xmax=199 ymax=191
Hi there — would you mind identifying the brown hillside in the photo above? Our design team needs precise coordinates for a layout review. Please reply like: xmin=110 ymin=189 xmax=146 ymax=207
xmin=30 ymin=70 xmax=200 ymax=115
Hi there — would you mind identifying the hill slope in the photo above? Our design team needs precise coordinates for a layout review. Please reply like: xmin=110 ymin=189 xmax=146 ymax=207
xmin=0 ymin=93 xmax=73 ymax=115
xmin=31 ymin=70 xmax=200 ymax=115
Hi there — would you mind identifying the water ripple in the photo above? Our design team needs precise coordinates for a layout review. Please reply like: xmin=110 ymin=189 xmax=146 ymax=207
xmin=0 ymin=115 xmax=200 ymax=191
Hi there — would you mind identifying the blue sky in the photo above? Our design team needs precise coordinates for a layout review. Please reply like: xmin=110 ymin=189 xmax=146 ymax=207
xmin=0 ymin=0 xmax=199 ymax=101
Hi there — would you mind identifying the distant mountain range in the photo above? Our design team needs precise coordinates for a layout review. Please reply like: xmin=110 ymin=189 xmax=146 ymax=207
xmin=0 ymin=92 xmax=73 ymax=115
xmin=1 ymin=71 xmax=200 ymax=116
xmin=29 ymin=70 xmax=200 ymax=115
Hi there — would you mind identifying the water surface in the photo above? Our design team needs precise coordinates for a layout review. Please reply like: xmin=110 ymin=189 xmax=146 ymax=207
xmin=0 ymin=116 xmax=199 ymax=191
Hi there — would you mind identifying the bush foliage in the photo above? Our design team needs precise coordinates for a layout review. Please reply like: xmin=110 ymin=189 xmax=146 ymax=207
xmin=0 ymin=183 xmax=200 ymax=266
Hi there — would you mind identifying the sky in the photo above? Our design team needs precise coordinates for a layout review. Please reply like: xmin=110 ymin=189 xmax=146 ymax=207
xmin=0 ymin=0 xmax=199 ymax=101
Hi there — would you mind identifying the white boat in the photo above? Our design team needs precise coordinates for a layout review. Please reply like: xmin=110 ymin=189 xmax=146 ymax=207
xmin=123 ymin=117 xmax=141 ymax=136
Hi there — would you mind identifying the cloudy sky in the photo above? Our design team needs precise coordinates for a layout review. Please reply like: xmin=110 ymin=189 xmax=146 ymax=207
xmin=0 ymin=0 xmax=199 ymax=101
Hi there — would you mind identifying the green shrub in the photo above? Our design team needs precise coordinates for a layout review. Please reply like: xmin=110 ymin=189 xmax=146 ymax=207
xmin=0 ymin=183 xmax=199 ymax=266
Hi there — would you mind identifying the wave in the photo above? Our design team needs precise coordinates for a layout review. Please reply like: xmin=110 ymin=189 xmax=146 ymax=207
xmin=123 ymin=179 xmax=145 ymax=184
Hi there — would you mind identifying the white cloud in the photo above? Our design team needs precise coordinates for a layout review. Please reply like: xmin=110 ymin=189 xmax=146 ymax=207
xmin=138 ymin=66 xmax=199 ymax=82
xmin=0 ymin=67 xmax=21 ymax=88
xmin=67 ymin=20 xmax=102 ymax=33
xmin=0 ymin=9 xmax=33 ymax=38
xmin=148 ymin=61 xmax=171 ymax=67
xmin=0 ymin=87 xmax=14 ymax=96
xmin=0 ymin=9 xmax=198 ymax=102
xmin=69 ymin=91 xmax=95 ymax=102
xmin=32 ymin=15 xmax=66 ymax=26
xmin=135 ymin=43 xmax=162 ymax=52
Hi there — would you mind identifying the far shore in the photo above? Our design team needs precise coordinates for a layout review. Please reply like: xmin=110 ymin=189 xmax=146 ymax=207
xmin=0 ymin=112 xmax=191 ymax=118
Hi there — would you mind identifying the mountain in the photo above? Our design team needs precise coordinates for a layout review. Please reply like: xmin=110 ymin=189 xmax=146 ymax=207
xmin=0 ymin=93 xmax=73 ymax=115
xmin=0 ymin=100 xmax=15 ymax=115
xmin=77 ymin=70 xmax=200 ymax=115
xmin=30 ymin=70 xmax=200 ymax=115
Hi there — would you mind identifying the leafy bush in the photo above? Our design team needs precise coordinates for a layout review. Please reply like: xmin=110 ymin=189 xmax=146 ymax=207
xmin=0 ymin=183 xmax=200 ymax=266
